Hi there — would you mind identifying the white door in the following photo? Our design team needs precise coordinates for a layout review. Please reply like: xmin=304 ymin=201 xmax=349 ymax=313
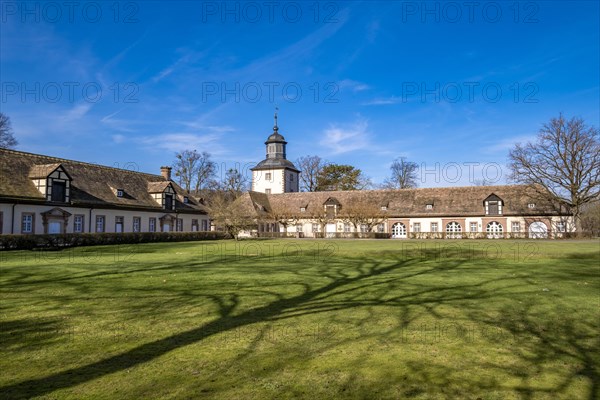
xmin=163 ymin=224 xmax=170 ymax=232
xmin=326 ymin=223 xmax=336 ymax=238
xmin=529 ymin=222 xmax=548 ymax=239
xmin=48 ymin=222 xmax=61 ymax=234
xmin=391 ymin=223 xmax=407 ymax=239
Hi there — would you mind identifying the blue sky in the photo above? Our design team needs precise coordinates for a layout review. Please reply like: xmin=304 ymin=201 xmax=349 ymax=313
xmin=1 ymin=1 xmax=598 ymax=187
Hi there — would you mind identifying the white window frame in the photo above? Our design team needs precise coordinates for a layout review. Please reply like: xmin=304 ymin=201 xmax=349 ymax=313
xmin=413 ymin=222 xmax=421 ymax=232
xmin=430 ymin=222 xmax=438 ymax=232
xmin=22 ymin=213 xmax=33 ymax=234
xmin=74 ymin=215 xmax=84 ymax=233
xmin=96 ymin=216 xmax=105 ymax=233
xmin=149 ymin=217 xmax=156 ymax=232
xmin=133 ymin=217 xmax=141 ymax=233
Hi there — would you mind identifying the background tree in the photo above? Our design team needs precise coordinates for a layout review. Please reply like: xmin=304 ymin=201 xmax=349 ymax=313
xmin=339 ymin=197 xmax=387 ymax=234
xmin=316 ymin=164 xmax=371 ymax=191
xmin=173 ymin=150 xmax=200 ymax=192
xmin=172 ymin=150 xmax=216 ymax=193
xmin=207 ymin=191 xmax=255 ymax=240
xmin=508 ymin=114 xmax=599 ymax=231
xmin=194 ymin=151 xmax=216 ymax=193
xmin=296 ymin=155 xmax=328 ymax=192
xmin=213 ymin=168 xmax=249 ymax=198
xmin=0 ymin=113 xmax=18 ymax=149
xmin=382 ymin=157 xmax=418 ymax=189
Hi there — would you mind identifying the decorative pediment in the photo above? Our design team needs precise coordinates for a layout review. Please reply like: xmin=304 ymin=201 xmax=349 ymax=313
xmin=323 ymin=197 xmax=341 ymax=206
xmin=41 ymin=207 xmax=72 ymax=219
xmin=484 ymin=193 xmax=503 ymax=203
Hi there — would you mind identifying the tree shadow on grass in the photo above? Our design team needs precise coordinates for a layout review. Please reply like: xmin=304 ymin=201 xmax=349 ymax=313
xmin=1 ymin=246 xmax=598 ymax=399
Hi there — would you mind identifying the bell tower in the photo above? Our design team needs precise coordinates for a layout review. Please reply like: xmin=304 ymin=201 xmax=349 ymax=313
xmin=251 ymin=110 xmax=300 ymax=194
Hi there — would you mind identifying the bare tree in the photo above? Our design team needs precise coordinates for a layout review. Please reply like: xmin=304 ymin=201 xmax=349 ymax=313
xmin=173 ymin=150 xmax=216 ymax=193
xmin=508 ymin=114 xmax=600 ymax=231
xmin=0 ymin=113 xmax=18 ymax=149
xmin=296 ymin=155 xmax=327 ymax=192
xmin=382 ymin=157 xmax=418 ymax=189
xmin=213 ymin=168 xmax=249 ymax=198
xmin=194 ymin=151 xmax=216 ymax=193
xmin=207 ymin=191 xmax=255 ymax=240
xmin=339 ymin=197 xmax=387 ymax=234
xmin=173 ymin=150 xmax=200 ymax=192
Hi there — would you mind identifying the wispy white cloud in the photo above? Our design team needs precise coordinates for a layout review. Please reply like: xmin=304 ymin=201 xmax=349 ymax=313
xmin=483 ymin=134 xmax=537 ymax=154
xmin=139 ymin=132 xmax=227 ymax=155
xmin=338 ymin=79 xmax=370 ymax=92
xmin=362 ymin=96 xmax=402 ymax=105
xmin=320 ymin=118 xmax=370 ymax=155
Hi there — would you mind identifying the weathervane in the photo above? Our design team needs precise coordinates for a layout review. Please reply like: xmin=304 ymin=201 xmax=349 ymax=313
xmin=274 ymin=106 xmax=279 ymax=130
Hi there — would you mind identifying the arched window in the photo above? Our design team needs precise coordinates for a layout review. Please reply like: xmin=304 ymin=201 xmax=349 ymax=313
xmin=391 ymin=222 xmax=407 ymax=239
xmin=446 ymin=221 xmax=462 ymax=239
xmin=486 ymin=221 xmax=503 ymax=239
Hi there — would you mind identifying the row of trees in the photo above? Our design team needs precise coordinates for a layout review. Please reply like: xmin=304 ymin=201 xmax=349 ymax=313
xmin=295 ymin=155 xmax=418 ymax=192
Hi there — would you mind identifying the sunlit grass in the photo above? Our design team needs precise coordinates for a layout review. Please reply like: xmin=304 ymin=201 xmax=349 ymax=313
xmin=1 ymin=239 xmax=598 ymax=399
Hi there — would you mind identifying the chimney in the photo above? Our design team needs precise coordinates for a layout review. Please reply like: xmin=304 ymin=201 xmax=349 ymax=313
xmin=160 ymin=166 xmax=172 ymax=181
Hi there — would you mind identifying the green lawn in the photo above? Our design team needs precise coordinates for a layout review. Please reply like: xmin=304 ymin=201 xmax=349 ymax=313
xmin=1 ymin=239 xmax=599 ymax=399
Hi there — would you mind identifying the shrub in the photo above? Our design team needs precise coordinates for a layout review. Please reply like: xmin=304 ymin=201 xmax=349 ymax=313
xmin=0 ymin=231 xmax=230 ymax=251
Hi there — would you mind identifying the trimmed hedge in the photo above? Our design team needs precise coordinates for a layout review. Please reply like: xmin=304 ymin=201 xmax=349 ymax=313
xmin=0 ymin=231 xmax=231 ymax=251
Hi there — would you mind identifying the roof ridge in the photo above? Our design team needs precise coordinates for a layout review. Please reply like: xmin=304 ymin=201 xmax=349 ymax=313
xmin=267 ymin=184 xmax=528 ymax=196
xmin=0 ymin=148 xmax=165 ymax=179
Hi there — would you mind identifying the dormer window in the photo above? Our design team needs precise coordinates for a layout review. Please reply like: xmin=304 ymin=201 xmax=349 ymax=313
xmin=183 ymin=196 xmax=189 ymax=204
xmin=300 ymin=207 xmax=306 ymax=212
xmin=484 ymin=194 xmax=503 ymax=215
xmin=381 ymin=206 xmax=387 ymax=211
xmin=116 ymin=189 xmax=124 ymax=198
xmin=148 ymin=181 xmax=176 ymax=210
xmin=29 ymin=163 xmax=72 ymax=203
xmin=51 ymin=180 xmax=66 ymax=202
xmin=165 ymin=194 xmax=173 ymax=210
xmin=426 ymin=204 xmax=433 ymax=210
xmin=528 ymin=203 xmax=536 ymax=209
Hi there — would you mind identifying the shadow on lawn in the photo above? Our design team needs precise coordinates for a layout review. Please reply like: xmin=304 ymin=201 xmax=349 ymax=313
xmin=1 ymin=248 xmax=598 ymax=399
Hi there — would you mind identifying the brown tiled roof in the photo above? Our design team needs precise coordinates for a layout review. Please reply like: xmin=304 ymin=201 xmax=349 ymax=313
xmin=28 ymin=163 xmax=63 ymax=179
xmin=240 ymin=185 xmax=563 ymax=219
xmin=0 ymin=148 xmax=207 ymax=214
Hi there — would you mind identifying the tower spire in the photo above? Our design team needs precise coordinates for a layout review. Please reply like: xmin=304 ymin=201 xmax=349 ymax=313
xmin=274 ymin=106 xmax=279 ymax=131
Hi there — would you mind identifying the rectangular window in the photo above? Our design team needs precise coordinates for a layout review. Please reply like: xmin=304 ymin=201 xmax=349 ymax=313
xmin=116 ymin=189 xmax=124 ymax=198
xmin=556 ymin=221 xmax=566 ymax=232
xmin=381 ymin=206 xmax=387 ymax=211
xmin=344 ymin=223 xmax=351 ymax=232
xmin=296 ymin=224 xmax=302 ymax=232
xmin=360 ymin=224 xmax=368 ymax=233
xmin=512 ymin=222 xmax=520 ymax=232
xmin=183 ymin=196 xmax=189 ymax=204
xmin=290 ymin=174 xmax=294 ymax=181
xmin=413 ymin=222 xmax=421 ymax=232
xmin=133 ymin=217 xmax=141 ymax=233
xmin=74 ymin=215 xmax=84 ymax=233
xmin=470 ymin=222 xmax=478 ymax=232
xmin=149 ymin=217 xmax=156 ymax=232
xmin=51 ymin=181 xmax=66 ymax=202
xmin=528 ymin=203 xmax=536 ymax=209
xmin=426 ymin=204 xmax=433 ymax=210
xmin=377 ymin=224 xmax=385 ymax=233
xmin=300 ymin=207 xmax=306 ymax=212
xmin=312 ymin=223 xmax=320 ymax=232
xmin=488 ymin=201 xmax=499 ymax=215
xmin=430 ymin=222 xmax=438 ymax=232
xmin=265 ymin=173 xmax=272 ymax=180
xmin=201 ymin=219 xmax=208 ymax=231
xmin=326 ymin=205 xmax=335 ymax=219
xmin=265 ymin=188 xmax=271 ymax=194
xmin=164 ymin=194 xmax=173 ymax=210
xmin=192 ymin=219 xmax=198 ymax=231
xmin=22 ymin=213 xmax=33 ymax=233
xmin=115 ymin=216 xmax=124 ymax=233
xmin=177 ymin=218 xmax=183 ymax=232
xmin=96 ymin=216 xmax=105 ymax=233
